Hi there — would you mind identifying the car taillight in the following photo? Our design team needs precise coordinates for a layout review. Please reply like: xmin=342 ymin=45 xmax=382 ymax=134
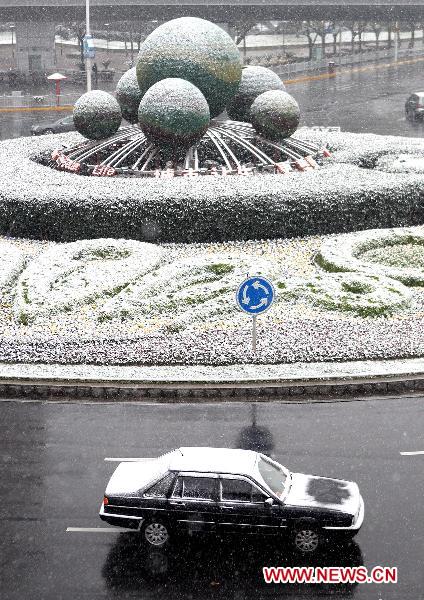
xmin=103 ymin=496 xmax=109 ymax=506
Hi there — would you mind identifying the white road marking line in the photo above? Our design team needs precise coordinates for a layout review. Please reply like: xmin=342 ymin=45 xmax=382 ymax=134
xmin=66 ymin=527 xmax=137 ymax=533
xmin=104 ymin=457 xmax=155 ymax=462
xmin=400 ymin=450 xmax=424 ymax=456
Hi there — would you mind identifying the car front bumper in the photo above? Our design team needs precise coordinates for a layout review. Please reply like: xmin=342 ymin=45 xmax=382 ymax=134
xmin=323 ymin=495 xmax=364 ymax=537
xmin=99 ymin=502 xmax=144 ymax=530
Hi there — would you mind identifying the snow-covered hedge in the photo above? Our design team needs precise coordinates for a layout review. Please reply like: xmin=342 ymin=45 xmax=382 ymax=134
xmin=317 ymin=226 xmax=424 ymax=286
xmin=0 ymin=130 xmax=422 ymax=243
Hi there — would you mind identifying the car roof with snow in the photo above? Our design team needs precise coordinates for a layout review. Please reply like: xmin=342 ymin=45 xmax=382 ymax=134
xmin=167 ymin=447 xmax=259 ymax=476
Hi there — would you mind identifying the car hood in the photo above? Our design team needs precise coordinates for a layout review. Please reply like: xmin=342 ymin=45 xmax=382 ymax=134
xmin=285 ymin=472 xmax=360 ymax=516
xmin=105 ymin=459 xmax=166 ymax=496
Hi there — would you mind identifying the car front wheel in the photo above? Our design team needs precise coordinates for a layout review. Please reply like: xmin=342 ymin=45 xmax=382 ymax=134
xmin=293 ymin=528 xmax=320 ymax=553
xmin=142 ymin=520 xmax=170 ymax=548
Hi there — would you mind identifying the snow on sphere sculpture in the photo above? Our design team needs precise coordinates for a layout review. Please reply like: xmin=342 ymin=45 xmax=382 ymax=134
xmin=136 ymin=17 xmax=242 ymax=118
xmin=138 ymin=78 xmax=210 ymax=147
xmin=73 ymin=90 xmax=122 ymax=140
xmin=227 ymin=65 xmax=286 ymax=122
xmin=116 ymin=67 xmax=143 ymax=124
xmin=250 ymin=90 xmax=301 ymax=140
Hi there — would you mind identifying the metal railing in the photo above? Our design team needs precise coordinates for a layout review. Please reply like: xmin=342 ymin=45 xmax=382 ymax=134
xmin=0 ymin=92 xmax=80 ymax=109
xmin=273 ymin=46 xmax=424 ymax=78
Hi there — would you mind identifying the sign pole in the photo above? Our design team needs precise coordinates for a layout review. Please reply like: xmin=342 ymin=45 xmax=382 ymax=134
xmin=252 ymin=315 xmax=257 ymax=353
xmin=85 ymin=0 xmax=92 ymax=92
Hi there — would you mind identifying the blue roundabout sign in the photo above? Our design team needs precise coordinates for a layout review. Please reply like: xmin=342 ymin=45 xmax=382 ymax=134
xmin=236 ymin=276 xmax=275 ymax=315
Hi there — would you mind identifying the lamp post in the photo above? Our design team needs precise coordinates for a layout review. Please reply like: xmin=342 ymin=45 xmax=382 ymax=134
xmin=394 ymin=20 xmax=399 ymax=62
xmin=104 ymin=23 xmax=110 ymax=53
xmin=86 ymin=0 xmax=92 ymax=92
xmin=10 ymin=24 xmax=15 ymax=63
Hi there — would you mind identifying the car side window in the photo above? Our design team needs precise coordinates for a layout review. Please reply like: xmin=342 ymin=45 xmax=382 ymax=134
xmin=221 ymin=478 xmax=254 ymax=502
xmin=143 ymin=472 xmax=176 ymax=498
xmin=251 ymin=486 xmax=267 ymax=503
xmin=172 ymin=476 xmax=216 ymax=500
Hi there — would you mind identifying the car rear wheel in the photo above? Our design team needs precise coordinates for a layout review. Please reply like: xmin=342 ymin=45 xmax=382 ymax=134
xmin=293 ymin=528 xmax=320 ymax=553
xmin=142 ymin=520 xmax=170 ymax=548
xmin=43 ymin=129 xmax=54 ymax=135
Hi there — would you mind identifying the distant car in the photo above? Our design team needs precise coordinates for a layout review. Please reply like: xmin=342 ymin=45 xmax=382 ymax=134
xmin=31 ymin=115 xmax=75 ymax=135
xmin=100 ymin=447 xmax=364 ymax=553
xmin=405 ymin=92 xmax=424 ymax=121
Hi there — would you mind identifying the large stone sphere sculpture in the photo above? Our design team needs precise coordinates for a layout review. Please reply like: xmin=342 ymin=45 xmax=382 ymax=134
xmin=250 ymin=90 xmax=300 ymax=140
xmin=136 ymin=17 xmax=242 ymax=118
xmin=138 ymin=78 xmax=210 ymax=148
xmin=116 ymin=67 xmax=143 ymax=124
xmin=227 ymin=65 xmax=286 ymax=122
xmin=73 ymin=90 xmax=122 ymax=140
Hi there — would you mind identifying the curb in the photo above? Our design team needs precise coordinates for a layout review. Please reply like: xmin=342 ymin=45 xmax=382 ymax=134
xmin=2 ymin=358 xmax=424 ymax=403
xmin=0 ymin=373 xmax=423 ymax=403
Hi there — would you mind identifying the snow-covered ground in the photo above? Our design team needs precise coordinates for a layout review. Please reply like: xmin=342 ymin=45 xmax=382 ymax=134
xmin=1 ymin=228 xmax=424 ymax=366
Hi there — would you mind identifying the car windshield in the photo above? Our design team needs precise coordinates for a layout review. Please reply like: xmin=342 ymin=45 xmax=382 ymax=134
xmin=257 ymin=456 xmax=288 ymax=499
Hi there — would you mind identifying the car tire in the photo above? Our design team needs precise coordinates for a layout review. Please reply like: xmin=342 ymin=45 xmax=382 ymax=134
xmin=142 ymin=519 xmax=171 ymax=548
xmin=292 ymin=527 xmax=321 ymax=553
xmin=43 ymin=129 xmax=54 ymax=135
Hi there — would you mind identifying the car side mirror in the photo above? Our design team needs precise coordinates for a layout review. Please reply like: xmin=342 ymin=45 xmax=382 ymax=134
xmin=264 ymin=497 xmax=274 ymax=508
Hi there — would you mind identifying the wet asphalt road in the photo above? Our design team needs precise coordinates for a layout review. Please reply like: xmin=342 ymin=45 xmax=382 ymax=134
xmin=1 ymin=395 xmax=423 ymax=600
xmin=290 ymin=57 xmax=424 ymax=137
xmin=2 ymin=56 xmax=424 ymax=141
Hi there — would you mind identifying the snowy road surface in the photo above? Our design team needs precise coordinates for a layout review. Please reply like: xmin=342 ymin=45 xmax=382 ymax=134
xmin=1 ymin=395 xmax=423 ymax=599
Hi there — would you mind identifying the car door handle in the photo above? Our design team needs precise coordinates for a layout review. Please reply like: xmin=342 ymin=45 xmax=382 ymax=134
xmin=169 ymin=501 xmax=186 ymax=507
xmin=221 ymin=505 xmax=234 ymax=510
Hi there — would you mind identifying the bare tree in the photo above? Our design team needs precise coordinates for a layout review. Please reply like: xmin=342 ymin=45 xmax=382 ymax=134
xmin=330 ymin=21 xmax=340 ymax=56
xmin=296 ymin=21 xmax=324 ymax=60
xmin=68 ymin=21 xmax=86 ymax=67
xmin=370 ymin=22 xmax=383 ymax=50
xmin=406 ymin=21 xmax=417 ymax=48
xmin=345 ymin=21 xmax=367 ymax=53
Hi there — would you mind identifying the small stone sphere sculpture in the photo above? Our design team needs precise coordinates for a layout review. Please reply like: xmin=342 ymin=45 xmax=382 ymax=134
xmin=136 ymin=17 xmax=242 ymax=118
xmin=227 ymin=65 xmax=286 ymax=122
xmin=73 ymin=90 xmax=122 ymax=140
xmin=250 ymin=90 xmax=300 ymax=140
xmin=115 ymin=67 xmax=143 ymax=124
xmin=138 ymin=78 xmax=210 ymax=148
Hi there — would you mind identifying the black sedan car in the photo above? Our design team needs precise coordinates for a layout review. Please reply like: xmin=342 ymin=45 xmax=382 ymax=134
xmin=31 ymin=114 xmax=75 ymax=135
xmin=100 ymin=447 xmax=364 ymax=553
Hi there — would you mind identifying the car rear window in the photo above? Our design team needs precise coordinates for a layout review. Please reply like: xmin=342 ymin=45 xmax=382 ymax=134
xmin=143 ymin=472 xmax=176 ymax=497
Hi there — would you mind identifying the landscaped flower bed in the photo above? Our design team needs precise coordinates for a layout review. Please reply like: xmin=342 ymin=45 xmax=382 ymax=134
xmin=0 ymin=130 xmax=423 ymax=243
xmin=0 ymin=229 xmax=423 ymax=366
xmin=317 ymin=226 xmax=424 ymax=286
